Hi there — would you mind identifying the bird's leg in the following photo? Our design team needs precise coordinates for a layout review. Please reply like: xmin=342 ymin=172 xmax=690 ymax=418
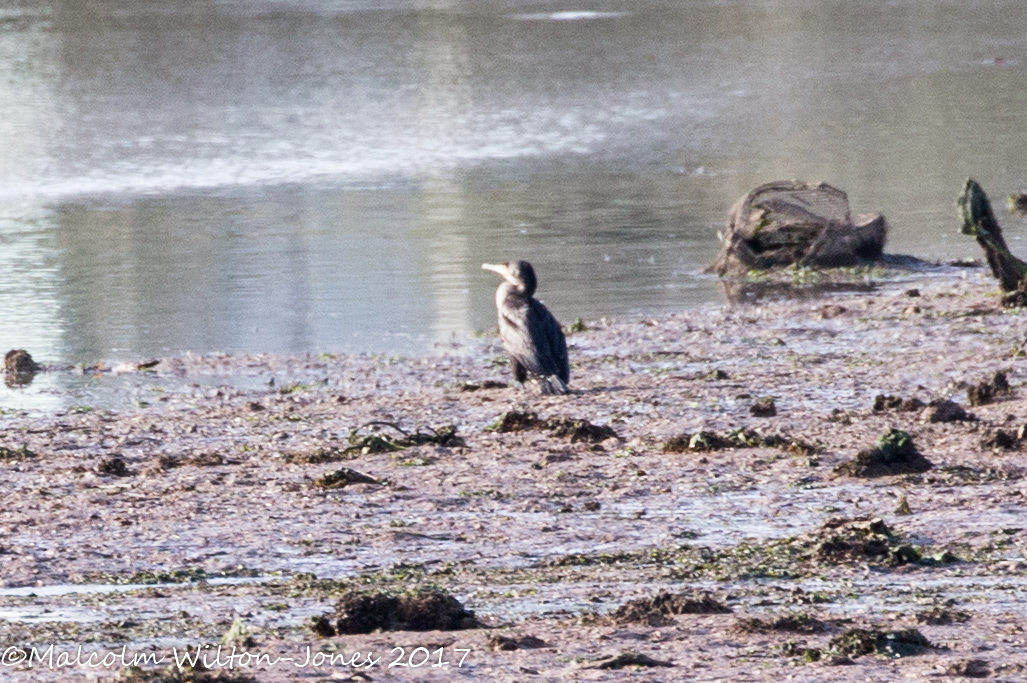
xmin=512 ymin=358 xmax=527 ymax=384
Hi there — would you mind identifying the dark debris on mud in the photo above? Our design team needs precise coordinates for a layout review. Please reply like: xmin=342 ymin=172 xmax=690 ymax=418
xmin=968 ymin=370 xmax=1012 ymax=406
xmin=872 ymin=394 xmax=926 ymax=413
xmin=734 ymin=612 xmax=828 ymax=634
xmin=834 ymin=429 xmax=932 ymax=478
xmin=312 ymin=589 xmax=478 ymax=636
xmin=662 ymin=426 xmax=819 ymax=455
xmin=284 ymin=421 xmax=463 ymax=464
xmin=612 ymin=591 xmax=731 ymax=626
xmin=920 ymin=399 xmax=973 ymax=423
xmin=313 ymin=467 xmax=381 ymax=489
xmin=828 ymin=627 xmax=934 ymax=659
xmin=486 ymin=410 xmax=618 ymax=443
xmin=487 ymin=633 xmax=549 ymax=651
xmin=749 ymin=396 xmax=777 ymax=417
xmin=584 ymin=651 xmax=674 ymax=670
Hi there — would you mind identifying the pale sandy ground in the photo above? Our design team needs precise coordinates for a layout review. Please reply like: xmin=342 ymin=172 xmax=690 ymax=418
xmin=3 ymin=267 xmax=1027 ymax=682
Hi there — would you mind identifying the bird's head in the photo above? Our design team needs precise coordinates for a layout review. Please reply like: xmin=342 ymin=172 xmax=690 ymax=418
xmin=482 ymin=260 xmax=538 ymax=297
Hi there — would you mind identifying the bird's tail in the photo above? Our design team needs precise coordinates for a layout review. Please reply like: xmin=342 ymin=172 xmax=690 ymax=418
xmin=537 ymin=375 xmax=570 ymax=395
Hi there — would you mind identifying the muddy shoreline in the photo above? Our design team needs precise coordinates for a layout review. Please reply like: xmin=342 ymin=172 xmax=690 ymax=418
xmin=3 ymin=267 xmax=1027 ymax=681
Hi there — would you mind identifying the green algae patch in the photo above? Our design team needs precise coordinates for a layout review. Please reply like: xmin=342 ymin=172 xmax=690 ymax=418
xmin=0 ymin=445 xmax=35 ymax=460
xmin=564 ymin=318 xmax=589 ymax=334
xmin=79 ymin=567 xmax=262 ymax=586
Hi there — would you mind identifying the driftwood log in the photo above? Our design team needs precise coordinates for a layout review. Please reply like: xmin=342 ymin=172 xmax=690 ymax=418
xmin=958 ymin=178 xmax=1027 ymax=295
xmin=708 ymin=181 xmax=887 ymax=276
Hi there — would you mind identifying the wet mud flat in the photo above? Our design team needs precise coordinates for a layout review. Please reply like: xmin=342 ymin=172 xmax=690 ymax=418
xmin=4 ymin=269 xmax=1027 ymax=681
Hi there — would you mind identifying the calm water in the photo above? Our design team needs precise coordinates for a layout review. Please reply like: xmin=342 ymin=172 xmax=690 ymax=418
xmin=3 ymin=0 xmax=1027 ymax=381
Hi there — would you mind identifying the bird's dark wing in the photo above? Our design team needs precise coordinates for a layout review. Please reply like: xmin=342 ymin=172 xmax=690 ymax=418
xmin=527 ymin=299 xmax=569 ymax=383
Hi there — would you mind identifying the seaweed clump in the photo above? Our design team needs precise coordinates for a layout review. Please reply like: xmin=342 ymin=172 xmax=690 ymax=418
xmin=313 ymin=467 xmax=380 ymax=489
xmin=872 ymin=395 xmax=925 ymax=412
xmin=981 ymin=428 xmax=1019 ymax=452
xmin=734 ymin=612 xmax=827 ymax=634
xmin=662 ymin=427 xmax=817 ymax=456
xmin=829 ymin=627 xmax=933 ymax=659
xmin=0 ymin=445 xmax=35 ymax=461
xmin=347 ymin=421 xmax=464 ymax=453
xmin=915 ymin=604 xmax=971 ymax=625
xmin=487 ymin=411 xmax=618 ymax=443
xmin=311 ymin=590 xmax=478 ymax=635
xmin=290 ymin=422 xmax=464 ymax=463
xmin=920 ymin=399 xmax=971 ymax=423
xmin=750 ymin=396 xmax=777 ymax=417
xmin=613 ymin=591 xmax=731 ymax=626
xmin=812 ymin=517 xmax=922 ymax=566
xmin=96 ymin=457 xmax=131 ymax=477
xmin=834 ymin=429 xmax=932 ymax=477
xmin=967 ymin=371 xmax=1012 ymax=407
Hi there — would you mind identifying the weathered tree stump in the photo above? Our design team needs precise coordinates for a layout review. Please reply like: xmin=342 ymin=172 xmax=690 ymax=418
xmin=708 ymin=181 xmax=887 ymax=276
xmin=958 ymin=178 xmax=1027 ymax=296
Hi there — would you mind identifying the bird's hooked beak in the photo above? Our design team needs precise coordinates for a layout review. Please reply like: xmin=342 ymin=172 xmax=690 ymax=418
xmin=481 ymin=262 xmax=515 ymax=284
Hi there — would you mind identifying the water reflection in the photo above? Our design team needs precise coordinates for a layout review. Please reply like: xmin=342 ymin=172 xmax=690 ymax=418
xmin=1 ymin=0 xmax=1026 ymax=407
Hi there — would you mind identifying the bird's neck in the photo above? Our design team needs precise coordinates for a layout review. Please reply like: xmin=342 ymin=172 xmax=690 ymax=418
xmin=497 ymin=282 xmax=530 ymax=307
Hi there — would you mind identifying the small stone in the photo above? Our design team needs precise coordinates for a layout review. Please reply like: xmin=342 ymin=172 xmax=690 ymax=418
xmin=820 ymin=304 xmax=846 ymax=319
xmin=920 ymin=399 xmax=970 ymax=423
xmin=95 ymin=457 xmax=130 ymax=477
xmin=750 ymin=396 xmax=777 ymax=417
xmin=586 ymin=651 xmax=674 ymax=669
xmin=944 ymin=658 xmax=990 ymax=678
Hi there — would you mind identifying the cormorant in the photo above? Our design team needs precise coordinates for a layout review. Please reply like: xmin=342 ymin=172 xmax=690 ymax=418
xmin=482 ymin=260 xmax=570 ymax=394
